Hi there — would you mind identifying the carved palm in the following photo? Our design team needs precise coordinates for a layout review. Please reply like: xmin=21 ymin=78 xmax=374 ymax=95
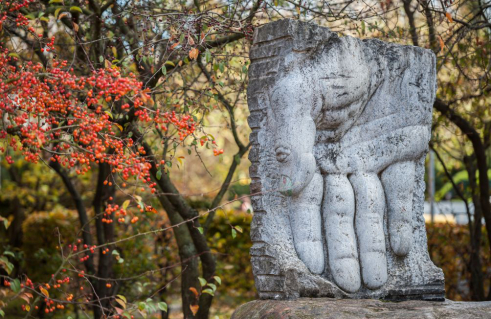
xmin=268 ymin=34 xmax=433 ymax=293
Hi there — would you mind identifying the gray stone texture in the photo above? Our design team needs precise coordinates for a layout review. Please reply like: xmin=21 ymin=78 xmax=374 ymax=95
xmin=247 ymin=19 xmax=444 ymax=300
xmin=231 ymin=299 xmax=491 ymax=319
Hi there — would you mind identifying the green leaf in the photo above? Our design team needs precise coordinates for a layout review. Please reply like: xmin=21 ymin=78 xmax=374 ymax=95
xmin=197 ymin=227 xmax=203 ymax=234
xmin=231 ymin=228 xmax=237 ymax=239
xmin=118 ymin=257 xmax=124 ymax=264
xmin=156 ymin=169 xmax=162 ymax=180
xmin=122 ymin=200 xmax=130 ymax=210
xmin=112 ymin=250 xmax=120 ymax=256
xmin=202 ymin=288 xmax=214 ymax=295
xmin=116 ymin=295 xmax=127 ymax=303
xmin=138 ymin=302 xmax=146 ymax=311
xmin=161 ymin=66 xmax=167 ymax=75
xmin=198 ymin=277 xmax=207 ymax=287
xmin=165 ymin=61 xmax=175 ymax=67
xmin=70 ymin=6 xmax=83 ymax=13
xmin=205 ymin=49 xmax=211 ymax=63
xmin=179 ymin=34 xmax=185 ymax=44
xmin=49 ymin=0 xmax=63 ymax=3
xmin=99 ymin=56 xmax=104 ymax=63
xmin=0 ymin=310 xmax=4 ymax=317
xmin=234 ymin=154 xmax=241 ymax=164
xmin=54 ymin=7 xmax=63 ymax=19
xmin=157 ymin=302 xmax=168 ymax=312
xmin=213 ymin=276 xmax=221 ymax=285
xmin=3 ymin=251 xmax=14 ymax=258
xmin=0 ymin=257 xmax=13 ymax=275
xmin=104 ymin=111 xmax=113 ymax=119
xmin=40 ymin=17 xmax=49 ymax=22
xmin=2 ymin=219 xmax=8 ymax=229
xmin=235 ymin=226 xmax=243 ymax=233
xmin=207 ymin=283 xmax=217 ymax=292
xmin=4 ymin=263 xmax=13 ymax=275
xmin=219 ymin=63 xmax=224 ymax=73
xmin=11 ymin=279 xmax=21 ymax=293
xmin=8 ymin=53 xmax=20 ymax=59
xmin=361 ymin=20 xmax=366 ymax=36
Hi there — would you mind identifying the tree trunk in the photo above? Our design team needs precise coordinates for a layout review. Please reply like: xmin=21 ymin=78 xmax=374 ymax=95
xmin=464 ymin=156 xmax=485 ymax=301
xmin=92 ymin=162 xmax=116 ymax=318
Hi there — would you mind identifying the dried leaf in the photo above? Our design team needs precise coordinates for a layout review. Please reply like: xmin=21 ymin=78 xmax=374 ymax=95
xmin=189 ymin=287 xmax=199 ymax=298
xmin=20 ymin=293 xmax=32 ymax=303
xmin=188 ymin=48 xmax=199 ymax=60
xmin=445 ymin=12 xmax=453 ymax=23
xmin=58 ymin=12 xmax=69 ymax=20
xmin=114 ymin=123 xmax=123 ymax=132
xmin=147 ymin=97 xmax=155 ymax=107
xmin=72 ymin=22 xmax=79 ymax=32
xmin=114 ymin=298 xmax=126 ymax=309
xmin=170 ymin=42 xmax=179 ymax=50
xmin=40 ymin=287 xmax=49 ymax=298
xmin=190 ymin=305 xmax=199 ymax=316
xmin=438 ymin=36 xmax=445 ymax=51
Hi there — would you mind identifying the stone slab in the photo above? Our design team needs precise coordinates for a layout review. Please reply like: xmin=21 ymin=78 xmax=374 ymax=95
xmin=247 ymin=18 xmax=443 ymax=300
xmin=231 ymin=299 xmax=491 ymax=319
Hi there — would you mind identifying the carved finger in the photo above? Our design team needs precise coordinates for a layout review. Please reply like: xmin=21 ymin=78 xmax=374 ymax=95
xmin=381 ymin=161 xmax=415 ymax=257
xmin=349 ymin=172 xmax=388 ymax=290
xmin=290 ymin=172 xmax=325 ymax=275
xmin=323 ymin=174 xmax=361 ymax=293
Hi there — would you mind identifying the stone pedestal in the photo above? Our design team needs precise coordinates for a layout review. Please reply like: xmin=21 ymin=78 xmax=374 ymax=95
xmin=231 ymin=299 xmax=491 ymax=319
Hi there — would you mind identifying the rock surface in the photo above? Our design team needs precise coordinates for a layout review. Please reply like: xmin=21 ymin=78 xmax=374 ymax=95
xmin=231 ymin=299 xmax=491 ymax=319
xmin=247 ymin=19 xmax=444 ymax=300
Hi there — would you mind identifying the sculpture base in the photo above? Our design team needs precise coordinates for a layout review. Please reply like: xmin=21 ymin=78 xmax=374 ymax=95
xmin=231 ymin=298 xmax=491 ymax=319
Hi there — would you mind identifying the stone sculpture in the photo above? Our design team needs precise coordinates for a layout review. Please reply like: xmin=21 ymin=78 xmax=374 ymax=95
xmin=247 ymin=19 xmax=445 ymax=300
